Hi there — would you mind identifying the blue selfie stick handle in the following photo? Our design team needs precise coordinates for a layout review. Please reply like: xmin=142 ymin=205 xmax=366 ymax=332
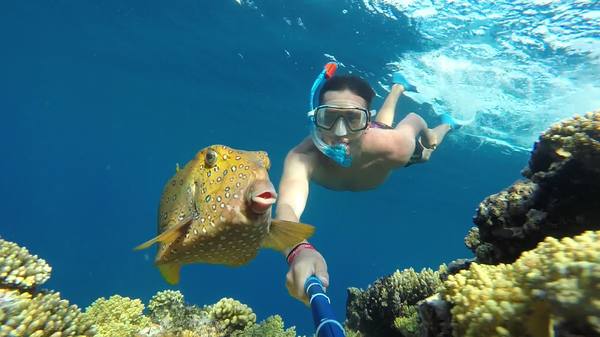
xmin=304 ymin=276 xmax=346 ymax=337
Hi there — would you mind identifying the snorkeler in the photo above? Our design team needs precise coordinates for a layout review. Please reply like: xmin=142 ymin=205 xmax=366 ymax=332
xmin=276 ymin=63 xmax=460 ymax=304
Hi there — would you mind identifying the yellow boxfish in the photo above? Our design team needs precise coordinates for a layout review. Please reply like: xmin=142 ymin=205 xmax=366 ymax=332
xmin=135 ymin=145 xmax=314 ymax=284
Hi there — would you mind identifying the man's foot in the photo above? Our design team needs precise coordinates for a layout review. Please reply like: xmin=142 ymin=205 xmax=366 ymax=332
xmin=440 ymin=113 xmax=462 ymax=130
xmin=392 ymin=72 xmax=418 ymax=93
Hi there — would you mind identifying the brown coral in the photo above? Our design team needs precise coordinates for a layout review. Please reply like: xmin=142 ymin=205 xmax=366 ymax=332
xmin=470 ymin=111 xmax=600 ymax=264
xmin=346 ymin=267 xmax=444 ymax=337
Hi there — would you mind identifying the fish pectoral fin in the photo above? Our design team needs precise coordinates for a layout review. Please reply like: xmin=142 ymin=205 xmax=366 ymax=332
xmin=133 ymin=217 xmax=192 ymax=251
xmin=262 ymin=220 xmax=315 ymax=252
xmin=159 ymin=263 xmax=181 ymax=285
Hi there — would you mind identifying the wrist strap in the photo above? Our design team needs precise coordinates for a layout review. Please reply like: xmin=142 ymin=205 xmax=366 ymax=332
xmin=286 ymin=242 xmax=316 ymax=265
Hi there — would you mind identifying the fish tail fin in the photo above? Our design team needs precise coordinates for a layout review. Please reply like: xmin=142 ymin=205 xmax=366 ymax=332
xmin=158 ymin=263 xmax=181 ymax=285
xmin=262 ymin=220 xmax=315 ymax=252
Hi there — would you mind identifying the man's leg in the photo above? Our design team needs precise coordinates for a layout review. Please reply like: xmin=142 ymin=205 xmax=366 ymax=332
xmin=375 ymin=84 xmax=404 ymax=126
xmin=429 ymin=124 xmax=451 ymax=148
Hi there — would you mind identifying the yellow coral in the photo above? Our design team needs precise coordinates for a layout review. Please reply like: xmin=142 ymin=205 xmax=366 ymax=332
xmin=83 ymin=295 xmax=151 ymax=337
xmin=147 ymin=290 xmax=186 ymax=328
xmin=0 ymin=288 xmax=96 ymax=337
xmin=0 ymin=238 xmax=52 ymax=289
xmin=209 ymin=298 xmax=256 ymax=336
xmin=540 ymin=110 xmax=600 ymax=156
xmin=443 ymin=230 xmax=600 ymax=337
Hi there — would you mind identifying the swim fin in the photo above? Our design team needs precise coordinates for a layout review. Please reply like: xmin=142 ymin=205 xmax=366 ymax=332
xmin=392 ymin=71 xmax=418 ymax=93
xmin=440 ymin=113 xmax=463 ymax=130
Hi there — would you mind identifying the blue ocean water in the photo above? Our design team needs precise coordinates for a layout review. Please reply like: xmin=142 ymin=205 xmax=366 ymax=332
xmin=1 ymin=1 xmax=597 ymax=335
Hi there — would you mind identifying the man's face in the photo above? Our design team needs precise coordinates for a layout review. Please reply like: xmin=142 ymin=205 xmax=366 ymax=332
xmin=316 ymin=89 xmax=369 ymax=146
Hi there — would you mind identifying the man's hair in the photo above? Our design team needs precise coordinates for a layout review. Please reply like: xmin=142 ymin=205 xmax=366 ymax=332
xmin=319 ymin=75 xmax=375 ymax=108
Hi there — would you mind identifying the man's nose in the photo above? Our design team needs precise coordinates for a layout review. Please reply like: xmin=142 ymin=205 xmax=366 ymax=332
xmin=333 ymin=118 xmax=348 ymax=136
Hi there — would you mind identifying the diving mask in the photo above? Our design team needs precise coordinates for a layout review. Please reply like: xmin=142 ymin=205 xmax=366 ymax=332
xmin=313 ymin=105 xmax=370 ymax=132
xmin=307 ymin=105 xmax=370 ymax=168
xmin=308 ymin=62 xmax=355 ymax=167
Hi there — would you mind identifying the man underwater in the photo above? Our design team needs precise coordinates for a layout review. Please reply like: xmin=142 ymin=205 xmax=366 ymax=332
xmin=276 ymin=63 xmax=460 ymax=303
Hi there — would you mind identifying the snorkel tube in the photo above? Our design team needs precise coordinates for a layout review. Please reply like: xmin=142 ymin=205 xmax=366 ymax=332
xmin=308 ymin=62 xmax=352 ymax=167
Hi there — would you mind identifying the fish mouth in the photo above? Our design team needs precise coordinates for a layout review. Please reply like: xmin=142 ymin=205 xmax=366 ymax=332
xmin=250 ymin=190 xmax=277 ymax=214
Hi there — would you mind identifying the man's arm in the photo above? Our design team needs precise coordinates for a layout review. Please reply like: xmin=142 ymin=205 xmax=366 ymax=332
xmin=276 ymin=148 xmax=311 ymax=222
xmin=276 ymin=144 xmax=329 ymax=304
xmin=275 ymin=146 xmax=313 ymax=252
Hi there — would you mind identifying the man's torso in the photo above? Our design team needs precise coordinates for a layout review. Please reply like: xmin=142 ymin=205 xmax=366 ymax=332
xmin=298 ymin=127 xmax=416 ymax=191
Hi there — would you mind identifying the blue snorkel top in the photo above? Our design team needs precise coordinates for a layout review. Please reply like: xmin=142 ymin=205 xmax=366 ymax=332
xmin=308 ymin=62 xmax=352 ymax=168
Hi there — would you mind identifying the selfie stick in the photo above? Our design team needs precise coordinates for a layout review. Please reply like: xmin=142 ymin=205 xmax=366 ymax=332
xmin=304 ymin=276 xmax=346 ymax=337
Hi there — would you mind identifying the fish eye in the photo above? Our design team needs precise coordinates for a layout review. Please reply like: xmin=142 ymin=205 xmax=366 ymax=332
xmin=205 ymin=149 xmax=218 ymax=167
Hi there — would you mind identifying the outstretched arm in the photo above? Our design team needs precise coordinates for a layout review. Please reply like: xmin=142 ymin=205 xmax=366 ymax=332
xmin=275 ymin=147 xmax=329 ymax=304
xmin=276 ymin=150 xmax=312 ymax=224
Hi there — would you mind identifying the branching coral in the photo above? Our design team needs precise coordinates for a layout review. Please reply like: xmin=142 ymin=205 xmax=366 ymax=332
xmin=0 ymin=238 xmax=95 ymax=336
xmin=83 ymin=295 xmax=151 ymax=337
xmin=0 ymin=238 xmax=51 ymax=289
xmin=470 ymin=111 xmax=600 ymax=264
xmin=208 ymin=298 xmax=256 ymax=336
xmin=443 ymin=230 xmax=600 ymax=337
xmin=147 ymin=290 xmax=192 ymax=331
xmin=141 ymin=292 xmax=262 ymax=337
xmin=148 ymin=290 xmax=185 ymax=324
xmin=232 ymin=315 xmax=296 ymax=337
xmin=346 ymin=266 xmax=445 ymax=337
xmin=0 ymin=288 xmax=96 ymax=336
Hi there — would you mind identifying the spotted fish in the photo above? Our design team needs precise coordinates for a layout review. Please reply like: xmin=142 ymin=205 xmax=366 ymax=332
xmin=135 ymin=145 xmax=314 ymax=284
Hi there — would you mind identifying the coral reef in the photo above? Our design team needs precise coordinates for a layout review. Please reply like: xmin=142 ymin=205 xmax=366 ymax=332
xmin=347 ymin=111 xmax=600 ymax=337
xmin=135 ymin=292 xmax=267 ymax=337
xmin=209 ymin=297 xmax=256 ymax=336
xmin=442 ymin=230 xmax=600 ymax=337
xmin=83 ymin=295 xmax=151 ymax=337
xmin=0 ymin=237 xmax=96 ymax=337
xmin=345 ymin=266 xmax=445 ymax=337
xmin=146 ymin=290 xmax=209 ymax=332
xmin=232 ymin=315 xmax=296 ymax=337
xmin=148 ymin=290 xmax=186 ymax=325
xmin=0 ymin=238 xmax=278 ymax=337
xmin=0 ymin=288 xmax=96 ymax=337
xmin=0 ymin=238 xmax=52 ymax=289
xmin=470 ymin=111 xmax=600 ymax=264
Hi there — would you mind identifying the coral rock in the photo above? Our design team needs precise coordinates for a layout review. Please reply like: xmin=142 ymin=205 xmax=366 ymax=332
xmin=470 ymin=111 xmax=600 ymax=264
xmin=345 ymin=267 xmax=444 ymax=337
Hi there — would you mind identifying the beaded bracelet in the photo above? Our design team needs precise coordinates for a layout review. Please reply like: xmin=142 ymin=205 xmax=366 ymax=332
xmin=286 ymin=242 xmax=316 ymax=265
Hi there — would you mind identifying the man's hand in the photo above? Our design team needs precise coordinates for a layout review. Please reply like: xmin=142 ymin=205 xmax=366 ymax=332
xmin=286 ymin=248 xmax=329 ymax=305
